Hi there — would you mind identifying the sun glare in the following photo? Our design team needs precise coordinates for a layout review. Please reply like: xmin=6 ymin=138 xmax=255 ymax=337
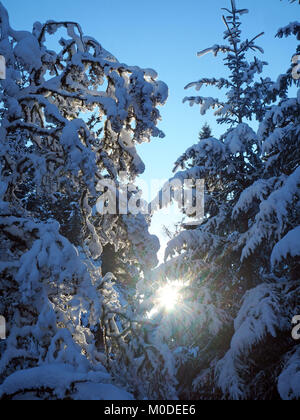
xmin=147 ymin=280 xmax=187 ymax=318
xmin=157 ymin=281 xmax=183 ymax=312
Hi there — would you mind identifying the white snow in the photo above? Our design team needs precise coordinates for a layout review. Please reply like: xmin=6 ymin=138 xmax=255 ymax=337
xmin=0 ymin=364 xmax=133 ymax=400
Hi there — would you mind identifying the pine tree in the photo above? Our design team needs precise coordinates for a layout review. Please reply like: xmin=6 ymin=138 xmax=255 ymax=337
xmin=184 ymin=0 xmax=271 ymax=125
xmin=151 ymin=0 xmax=300 ymax=400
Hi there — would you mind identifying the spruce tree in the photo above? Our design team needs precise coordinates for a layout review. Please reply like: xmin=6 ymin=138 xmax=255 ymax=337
xmin=151 ymin=0 xmax=300 ymax=400
xmin=184 ymin=0 xmax=270 ymax=125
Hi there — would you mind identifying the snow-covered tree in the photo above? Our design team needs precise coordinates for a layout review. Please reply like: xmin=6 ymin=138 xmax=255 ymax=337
xmin=184 ymin=0 xmax=271 ymax=125
xmin=0 ymin=2 xmax=177 ymax=400
xmin=218 ymin=19 xmax=300 ymax=401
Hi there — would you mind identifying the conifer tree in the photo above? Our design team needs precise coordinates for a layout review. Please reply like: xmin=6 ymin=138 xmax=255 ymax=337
xmin=184 ymin=0 xmax=270 ymax=125
xmin=199 ymin=123 xmax=212 ymax=141
xmin=151 ymin=0 xmax=300 ymax=400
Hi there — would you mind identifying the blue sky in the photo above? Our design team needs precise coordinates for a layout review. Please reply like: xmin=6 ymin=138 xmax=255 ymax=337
xmin=3 ymin=0 xmax=299 ymax=259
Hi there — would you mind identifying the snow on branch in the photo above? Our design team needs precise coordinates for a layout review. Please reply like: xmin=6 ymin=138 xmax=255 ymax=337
xmin=276 ymin=22 xmax=300 ymax=39
xmin=240 ymin=166 xmax=300 ymax=261
xmin=197 ymin=45 xmax=232 ymax=57
xmin=271 ymin=226 xmax=300 ymax=266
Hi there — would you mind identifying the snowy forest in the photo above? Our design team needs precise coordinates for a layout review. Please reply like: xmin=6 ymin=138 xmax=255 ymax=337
xmin=0 ymin=0 xmax=299 ymax=401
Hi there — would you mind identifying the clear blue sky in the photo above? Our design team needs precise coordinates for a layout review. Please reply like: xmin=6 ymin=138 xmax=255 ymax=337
xmin=2 ymin=0 xmax=299 ymax=259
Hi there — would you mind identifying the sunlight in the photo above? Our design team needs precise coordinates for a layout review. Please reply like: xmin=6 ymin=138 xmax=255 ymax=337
xmin=147 ymin=280 xmax=186 ymax=318
xmin=157 ymin=281 xmax=184 ymax=312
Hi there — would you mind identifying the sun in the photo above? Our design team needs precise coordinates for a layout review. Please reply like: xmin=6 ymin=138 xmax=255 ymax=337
xmin=157 ymin=281 xmax=183 ymax=312
xmin=147 ymin=280 xmax=187 ymax=318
